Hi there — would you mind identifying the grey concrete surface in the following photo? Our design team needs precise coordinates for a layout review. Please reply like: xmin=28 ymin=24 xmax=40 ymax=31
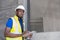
xmin=43 ymin=0 xmax=60 ymax=32
xmin=31 ymin=32 xmax=60 ymax=40
xmin=0 ymin=0 xmax=18 ymax=40
xmin=30 ymin=0 xmax=60 ymax=32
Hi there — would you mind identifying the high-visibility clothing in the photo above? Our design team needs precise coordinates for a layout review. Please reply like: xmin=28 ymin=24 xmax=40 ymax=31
xmin=6 ymin=15 xmax=23 ymax=40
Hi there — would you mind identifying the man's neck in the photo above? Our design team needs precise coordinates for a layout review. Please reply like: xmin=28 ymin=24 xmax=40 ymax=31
xmin=16 ymin=15 xmax=23 ymax=19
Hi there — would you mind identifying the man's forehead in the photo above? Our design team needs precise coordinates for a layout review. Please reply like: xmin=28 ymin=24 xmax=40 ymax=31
xmin=16 ymin=9 xmax=24 ymax=11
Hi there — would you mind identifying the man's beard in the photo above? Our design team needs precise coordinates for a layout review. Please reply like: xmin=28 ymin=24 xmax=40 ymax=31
xmin=18 ymin=15 xmax=23 ymax=18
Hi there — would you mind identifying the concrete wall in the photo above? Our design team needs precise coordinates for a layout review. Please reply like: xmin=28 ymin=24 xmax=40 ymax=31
xmin=0 ymin=0 xmax=18 ymax=40
xmin=30 ymin=0 xmax=60 ymax=32
xmin=43 ymin=0 xmax=60 ymax=32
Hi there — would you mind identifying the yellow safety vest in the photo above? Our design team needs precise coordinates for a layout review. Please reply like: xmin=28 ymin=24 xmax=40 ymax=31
xmin=6 ymin=15 xmax=23 ymax=40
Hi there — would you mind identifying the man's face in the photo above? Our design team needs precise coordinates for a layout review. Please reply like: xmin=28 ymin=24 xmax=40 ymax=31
xmin=16 ymin=9 xmax=24 ymax=18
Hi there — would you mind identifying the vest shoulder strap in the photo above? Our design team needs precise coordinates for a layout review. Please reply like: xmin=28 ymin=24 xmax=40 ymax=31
xmin=11 ymin=17 xmax=22 ymax=34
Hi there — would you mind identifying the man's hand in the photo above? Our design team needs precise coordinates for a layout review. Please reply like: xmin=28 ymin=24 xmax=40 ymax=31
xmin=22 ymin=30 xmax=29 ymax=37
xmin=22 ymin=31 xmax=33 ymax=38
xmin=27 ymin=32 xmax=33 ymax=38
xmin=23 ymin=30 xmax=28 ymax=35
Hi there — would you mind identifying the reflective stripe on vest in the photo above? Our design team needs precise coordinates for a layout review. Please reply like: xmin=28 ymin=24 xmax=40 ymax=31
xmin=6 ymin=15 xmax=22 ymax=40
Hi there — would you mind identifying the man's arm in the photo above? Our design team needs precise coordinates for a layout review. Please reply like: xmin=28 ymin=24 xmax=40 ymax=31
xmin=4 ymin=27 xmax=29 ymax=38
xmin=4 ymin=27 xmax=23 ymax=38
xmin=5 ymin=18 xmax=28 ymax=38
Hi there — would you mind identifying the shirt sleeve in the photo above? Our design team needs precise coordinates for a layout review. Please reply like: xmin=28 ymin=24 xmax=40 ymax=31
xmin=6 ymin=18 xmax=13 ymax=28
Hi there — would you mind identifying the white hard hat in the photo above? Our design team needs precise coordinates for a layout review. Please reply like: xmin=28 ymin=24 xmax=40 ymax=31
xmin=15 ymin=5 xmax=25 ymax=11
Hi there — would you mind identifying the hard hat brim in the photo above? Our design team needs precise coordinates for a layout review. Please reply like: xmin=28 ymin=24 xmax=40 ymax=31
xmin=15 ymin=5 xmax=25 ymax=12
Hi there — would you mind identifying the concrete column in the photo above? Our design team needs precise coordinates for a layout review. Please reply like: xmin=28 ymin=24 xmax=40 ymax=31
xmin=18 ymin=0 xmax=28 ymax=31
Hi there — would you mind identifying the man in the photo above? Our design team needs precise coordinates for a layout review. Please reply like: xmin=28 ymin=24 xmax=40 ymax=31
xmin=4 ymin=5 xmax=32 ymax=40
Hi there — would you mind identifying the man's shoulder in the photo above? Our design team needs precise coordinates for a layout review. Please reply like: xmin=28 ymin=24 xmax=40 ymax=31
xmin=6 ymin=17 xmax=13 ymax=28
xmin=8 ymin=17 xmax=13 ymax=21
xmin=8 ymin=17 xmax=14 ymax=21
